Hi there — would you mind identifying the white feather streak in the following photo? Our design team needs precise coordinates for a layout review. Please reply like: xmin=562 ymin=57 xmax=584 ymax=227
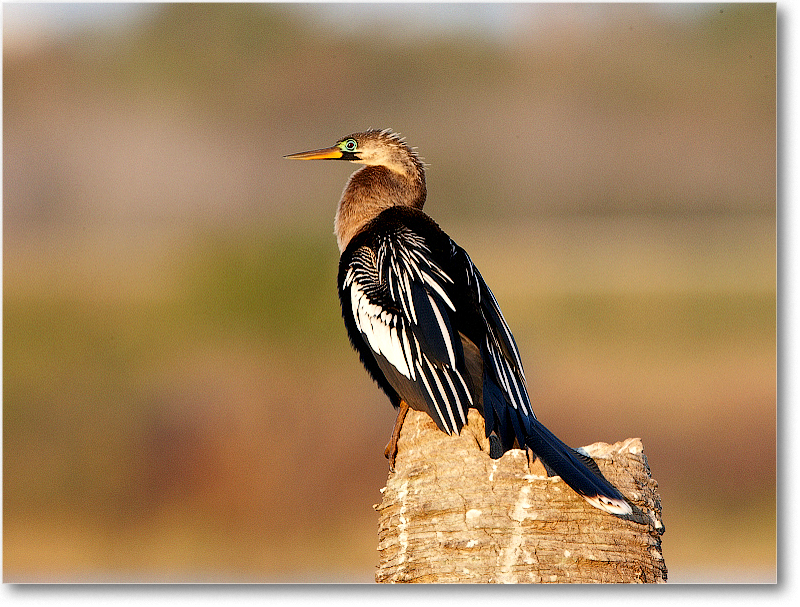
xmin=427 ymin=361 xmax=459 ymax=433
xmin=350 ymin=282 xmax=413 ymax=380
xmin=416 ymin=360 xmax=451 ymax=434
xmin=583 ymin=495 xmax=633 ymax=516
xmin=427 ymin=292 xmax=456 ymax=367
xmin=423 ymin=273 xmax=456 ymax=311
xmin=442 ymin=370 xmax=469 ymax=425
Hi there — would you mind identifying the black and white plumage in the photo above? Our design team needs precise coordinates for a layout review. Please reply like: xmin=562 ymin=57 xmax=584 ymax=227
xmin=286 ymin=129 xmax=632 ymax=516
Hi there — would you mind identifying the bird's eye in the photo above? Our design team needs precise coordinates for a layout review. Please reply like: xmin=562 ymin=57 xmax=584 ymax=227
xmin=341 ymin=139 xmax=358 ymax=152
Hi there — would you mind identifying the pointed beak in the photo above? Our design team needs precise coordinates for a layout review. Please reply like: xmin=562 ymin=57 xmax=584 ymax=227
xmin=284 ymin=145 xmax=343 ymax=160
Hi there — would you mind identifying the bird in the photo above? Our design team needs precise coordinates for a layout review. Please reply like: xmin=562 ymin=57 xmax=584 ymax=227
xmin=285 ymin=128 xmax=632 ymax=516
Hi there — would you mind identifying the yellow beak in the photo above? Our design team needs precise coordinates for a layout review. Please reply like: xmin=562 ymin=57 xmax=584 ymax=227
xmin=284 ymin=145 xmax=343 ymax=160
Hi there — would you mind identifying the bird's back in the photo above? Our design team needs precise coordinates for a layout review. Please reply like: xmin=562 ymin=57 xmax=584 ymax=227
xmin=337 ymin=205 xmax=531 ymax=443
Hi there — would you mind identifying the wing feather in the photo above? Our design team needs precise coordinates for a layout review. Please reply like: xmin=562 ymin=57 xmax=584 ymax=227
xmin=343 ymin=228 xmax=471 ymax=435
xmin=454 ymin=245 xmax=534 ymax=420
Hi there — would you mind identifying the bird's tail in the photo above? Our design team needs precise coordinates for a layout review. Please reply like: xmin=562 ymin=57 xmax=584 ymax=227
xmin=524 ymin=418 xmax=632 ymax=516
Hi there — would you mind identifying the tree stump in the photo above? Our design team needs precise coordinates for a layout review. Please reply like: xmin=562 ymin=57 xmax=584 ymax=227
xmin=375 ymin=409 xmax=666 ymax=583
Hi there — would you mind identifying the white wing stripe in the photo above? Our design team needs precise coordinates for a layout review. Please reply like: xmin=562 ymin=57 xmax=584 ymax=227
xmin=416 ymin=360 xmax=452 ymax=434
xmin=427 ymin=292 xmax=456 ymax=367
xmin=489 ymin=348 xmax=516 ymax=409
xmin=423 ymin=272 xmax=456 ymax=311
xmin=350 ymin=281 xmax=414 ymax=380
xmin=454 ymin=369 xmax=474 ymax=407
xmin=507 ymin=365 xmax=528 ymax=415
xmin=400 ymin=327 xmax=417 ymax=381
xmin=442 ymin=369 xmax=469 ymax=425
xmin=486 ymin=291 xmax=525 ymax=377
xmin=488 ymin=338 xmax=532 ymax=417
xmin=402 ymin=273 xmax=416 ymax=324
xmin=427 ymin=360 xmax=459 ymax=433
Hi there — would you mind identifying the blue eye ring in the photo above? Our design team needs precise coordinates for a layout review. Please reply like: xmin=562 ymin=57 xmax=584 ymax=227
xmin=341 ymin=138 xmax=358 ymax=152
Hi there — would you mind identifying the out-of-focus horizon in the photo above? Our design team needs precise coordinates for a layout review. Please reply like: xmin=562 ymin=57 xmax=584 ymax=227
xmin=3 ymin=3 xmax=775 ymax=582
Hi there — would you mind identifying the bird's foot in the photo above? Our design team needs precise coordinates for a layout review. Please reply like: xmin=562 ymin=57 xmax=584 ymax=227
xmin=384 ymin=440 xmax=398 ymax=472
xmin=384 ymin=400 xmax=410 ymax=472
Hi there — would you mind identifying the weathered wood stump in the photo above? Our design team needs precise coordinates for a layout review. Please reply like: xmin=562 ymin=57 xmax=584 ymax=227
xmin=375 ymin=409 xmax=666 ymax=583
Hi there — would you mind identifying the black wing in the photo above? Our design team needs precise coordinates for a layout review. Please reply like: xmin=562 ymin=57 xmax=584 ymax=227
xmin=455 ymin=244 xmax=538 ymax=447
xmin=341 ymin=224 xmax=473 ymax=435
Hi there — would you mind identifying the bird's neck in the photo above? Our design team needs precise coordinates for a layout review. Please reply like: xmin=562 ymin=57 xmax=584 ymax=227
xmin=335 ymin=164 xmax=426 ymax=252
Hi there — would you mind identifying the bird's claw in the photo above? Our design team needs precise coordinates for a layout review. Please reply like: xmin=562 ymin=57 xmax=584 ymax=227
xmin=384 ymin=440 xmax=398 ymax=472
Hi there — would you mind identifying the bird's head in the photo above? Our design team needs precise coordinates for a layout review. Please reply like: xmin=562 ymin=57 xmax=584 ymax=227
xmin=286 ymin=129 xmax=427 ymax=250
xmin=285 ymin=128 xmax=424 ymax=179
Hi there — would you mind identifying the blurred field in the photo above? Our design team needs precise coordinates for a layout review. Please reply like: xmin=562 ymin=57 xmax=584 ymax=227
xmin=3 ymin=4 xmax=775 ymax=582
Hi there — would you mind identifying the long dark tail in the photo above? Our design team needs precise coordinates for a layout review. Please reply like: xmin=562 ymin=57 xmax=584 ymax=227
xmin=525 ymin=419 xmax=632 ymax=516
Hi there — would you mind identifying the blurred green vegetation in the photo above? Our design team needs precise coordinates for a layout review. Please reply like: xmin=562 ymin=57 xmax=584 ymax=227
xmin=539 ymin=292 xmax=775 ymax=351
xmin=4 ymin=3 xmax=775 ymax=582
xmin=183 ymin=227 xmax=343 ymax=348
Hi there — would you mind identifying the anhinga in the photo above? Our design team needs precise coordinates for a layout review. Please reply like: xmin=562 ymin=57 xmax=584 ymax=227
xmin=286 ymin=129 xmax=631 ymax=516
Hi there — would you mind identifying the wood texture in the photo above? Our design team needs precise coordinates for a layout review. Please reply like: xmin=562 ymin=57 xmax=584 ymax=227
xmin=375 ymin=408 xmax=666 ymax=583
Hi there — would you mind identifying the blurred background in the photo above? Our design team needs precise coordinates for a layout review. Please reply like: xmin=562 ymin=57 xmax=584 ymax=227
xmin=3 ymin=3 xmax=775 ymax=582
